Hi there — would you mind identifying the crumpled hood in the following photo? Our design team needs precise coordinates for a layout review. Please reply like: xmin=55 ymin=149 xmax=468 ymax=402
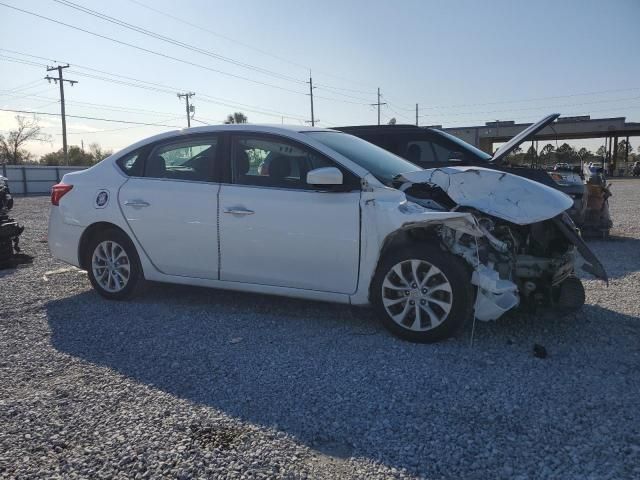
xmin=398 ymin=166 xmax=573 ymax=225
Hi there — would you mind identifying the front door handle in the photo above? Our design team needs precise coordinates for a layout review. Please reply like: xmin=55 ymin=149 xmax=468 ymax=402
xmin=224 ymin=207 xmax=254 ymax=216
xmin=124 ymin=200 xmax=151 ymax=208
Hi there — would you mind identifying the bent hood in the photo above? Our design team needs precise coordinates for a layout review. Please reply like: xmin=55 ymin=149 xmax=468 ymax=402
xmin=398 ymin=166 xmax=573 ymax=225
xmin=491 ymin=113 xmax=560 ymax=164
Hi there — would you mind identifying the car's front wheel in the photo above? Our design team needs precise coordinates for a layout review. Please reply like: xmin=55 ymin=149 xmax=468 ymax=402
xmin=371 ymin=246 xmax=473 ymax=343
xmin=86 ymin=228 xmax=143 ymax=300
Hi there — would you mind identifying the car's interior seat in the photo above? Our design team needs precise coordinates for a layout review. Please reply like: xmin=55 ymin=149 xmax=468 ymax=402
xmin=234 ymin=149 xmax=250 ymax=179
xmin=145 ymin=155 xmax=166 ymax=178
xmin=406 ymin=144 xmax=422 ymax=163
xmin=269 ymin=155 xmax=292 ymax=186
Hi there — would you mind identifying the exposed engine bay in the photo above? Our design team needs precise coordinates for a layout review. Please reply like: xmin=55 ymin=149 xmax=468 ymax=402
xmin=0 ymin=175 xmax=25 ymax=267
xmin=394 ymin=167 xmax=607 ymax=321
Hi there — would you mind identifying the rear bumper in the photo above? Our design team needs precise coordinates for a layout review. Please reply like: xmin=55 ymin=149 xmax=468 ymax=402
xmin=48 ymin=206 xmax=83 ymax=268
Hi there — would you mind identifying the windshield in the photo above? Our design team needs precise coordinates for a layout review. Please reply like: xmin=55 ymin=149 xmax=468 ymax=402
xmin=304 ymin=131 xmax=420 ymax=184
xmin=430 ymin=129 xmax=493 ymax=161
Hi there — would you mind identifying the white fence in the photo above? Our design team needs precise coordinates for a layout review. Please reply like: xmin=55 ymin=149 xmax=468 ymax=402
xmin=1 ymin=164 xmax=87 ymax=195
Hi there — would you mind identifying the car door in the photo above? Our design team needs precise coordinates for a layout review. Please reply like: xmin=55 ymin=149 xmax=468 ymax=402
xmin=117 ymin=134 xmax=220 ymax=279
xmin=218 ymin=133 xmax=361 ymax=294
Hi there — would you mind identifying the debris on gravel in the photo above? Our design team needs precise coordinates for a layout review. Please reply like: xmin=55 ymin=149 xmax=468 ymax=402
xmin=1 ymin=179 xmax=639 ymax=479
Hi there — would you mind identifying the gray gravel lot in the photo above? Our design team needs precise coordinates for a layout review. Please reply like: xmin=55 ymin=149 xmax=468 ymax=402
xmin=1 ymin=179 xmax=639 ymax=479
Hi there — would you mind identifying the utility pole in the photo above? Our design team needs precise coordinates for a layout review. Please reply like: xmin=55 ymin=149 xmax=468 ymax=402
xmin=415 ymin=103 xmax=419 ymax=126
xmin=177 ymin=92 xmax=195 ymax=127
xmin=370 ymin=87 xmax=386 ymax=125
xmin=45 ymin=64 xmax=77 ymax=165
xmin=307 ymin=72 xmax=315 ymax=127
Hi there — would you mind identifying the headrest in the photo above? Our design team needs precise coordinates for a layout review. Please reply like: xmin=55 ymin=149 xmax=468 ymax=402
xmin=235 ymin=149 xmax=250 ymax=176
xmin=406 ymin=144 xmax=422 ymax=163
xmin=146 ymin=155 xmax=166 ymax=178
xmin=269 ymin=155 xmax=291 ymax=181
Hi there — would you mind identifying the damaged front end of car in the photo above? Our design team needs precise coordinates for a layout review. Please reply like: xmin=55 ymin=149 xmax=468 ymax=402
xmin=384 ymin=166 xmax=607 ymax=321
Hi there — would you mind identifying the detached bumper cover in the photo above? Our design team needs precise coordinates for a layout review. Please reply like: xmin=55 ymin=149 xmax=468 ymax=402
xmin=553 ymin=213 xmax=608 ymax=283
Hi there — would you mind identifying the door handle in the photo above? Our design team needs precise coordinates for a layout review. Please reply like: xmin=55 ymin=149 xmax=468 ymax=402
xmin=124 ymin=200 xmax=150 ymax=208
xmin=224 ymin=207 xmax=254 ymax=216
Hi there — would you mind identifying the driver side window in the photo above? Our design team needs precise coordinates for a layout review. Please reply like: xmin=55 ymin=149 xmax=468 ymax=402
xmin=145 ymin=136 xmax=218 ymax=182
xmin=231 ymin=135 xmax=347 ymax=189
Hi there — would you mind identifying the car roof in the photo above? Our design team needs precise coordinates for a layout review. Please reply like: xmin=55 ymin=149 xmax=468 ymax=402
xmin=115 ymin=124 xmax=338 ymax=154
xmin=335 ymin=124 xmax=426 ymax=133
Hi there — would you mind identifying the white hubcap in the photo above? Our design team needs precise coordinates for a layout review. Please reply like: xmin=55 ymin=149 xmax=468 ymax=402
xmin=382 ymin=259 xmax=453 ymax=332
xmin=91 ymin=240 xmax=130 ymax=293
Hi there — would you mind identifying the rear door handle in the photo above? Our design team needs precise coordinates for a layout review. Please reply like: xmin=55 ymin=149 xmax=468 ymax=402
xmin=224 ymin=207 xmax=254 ymax=216
xmin=124 ymin=200 xmax=150 ymax=208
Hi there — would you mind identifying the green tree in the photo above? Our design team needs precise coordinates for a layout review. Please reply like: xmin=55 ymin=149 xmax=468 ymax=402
xmin=0 ymin=115 xmax=50 ymax=164
xmin=224 ymin=112 xmax=248 ymax=124
xmin=576 ymin=147 xmax=591 ymax=164
xmin=616 ymin=139 xmax=632 ymax=160
xmin=40 ymin=143 xmax=112 ymax=166
xmin=555 ymin=143 xmax=576 ymax=163
xmin=540 ymin=143 xmax=555 ymax=162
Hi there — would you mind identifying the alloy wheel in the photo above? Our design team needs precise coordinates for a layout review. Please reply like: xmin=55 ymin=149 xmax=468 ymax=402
xmin=381 ymin=259 xmax=453 ymax=332
xmin=91 ymin=240 xmax=131 ymax=293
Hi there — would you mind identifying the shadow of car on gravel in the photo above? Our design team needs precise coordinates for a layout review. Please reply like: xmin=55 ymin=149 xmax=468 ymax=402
xmin=45 ymin=284 xmax=640 ymax=477
xmin=582 ymin=235 xmax=640 ymax=280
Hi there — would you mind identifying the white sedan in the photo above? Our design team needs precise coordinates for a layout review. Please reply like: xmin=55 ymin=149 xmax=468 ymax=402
xmin=48 ymin=125 xmax=606 ymax=343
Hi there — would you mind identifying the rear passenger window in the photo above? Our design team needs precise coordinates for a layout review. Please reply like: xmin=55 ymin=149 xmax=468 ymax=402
xmin=117 ymin=150 xmax=143 ymax=176
xmin=404 ymin=141 xmax=438 ymax=164
xmin=145 ymin=137 xmax=218 ymax=182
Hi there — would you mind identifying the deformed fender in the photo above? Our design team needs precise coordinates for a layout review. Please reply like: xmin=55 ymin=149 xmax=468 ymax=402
xmin=351 ymin=181 xmax=482 ymax=305
xmin=352 ymin=178 xmax=523 ymax=322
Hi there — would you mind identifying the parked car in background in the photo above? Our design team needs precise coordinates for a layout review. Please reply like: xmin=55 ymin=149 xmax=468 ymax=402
xmin=336 ymin=114 xmax=589 ymax=225
xmin=553 ymin=162 xmax=572 ymax=172
xmin=48 ymin=125 xmax=606 ymax=343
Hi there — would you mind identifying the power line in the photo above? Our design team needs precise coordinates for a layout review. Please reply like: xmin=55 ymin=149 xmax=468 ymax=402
xmin=124 ymin=0 xmax=378 ymax=92
xmin=177 ymin=92 xmax=195 ymax=128
xmin=0 ymin=52 xmax=310 ymax=121
xmin=371 ymin=88 xmax=386 ymax=125
xmin=51 ymin=0 xmax=308 ymax=86
xmin=388 ymin=86 xmax=640 ymax=112
xmin=0 ymin=108 xmax=184 ymax=128
xmin=0 ymin=2 xmax=308 ymax=96
xmin=414 ymin=95 xmax=640 ymax=119
xmin=44 ymin=64 xmax=78 ymax=164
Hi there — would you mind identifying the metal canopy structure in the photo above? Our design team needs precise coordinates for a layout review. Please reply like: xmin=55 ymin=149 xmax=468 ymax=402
xmin=441 ymin=116 xmax=640 ymax=174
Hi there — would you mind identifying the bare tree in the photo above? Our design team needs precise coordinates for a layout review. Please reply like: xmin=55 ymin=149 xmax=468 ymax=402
xmin=88 ymin=142 xmax=112 ymax=162
xmin=0 ymin=115 xmax=51 ymax=164
xmin=224 ymin=112 xmax=248 ymax=124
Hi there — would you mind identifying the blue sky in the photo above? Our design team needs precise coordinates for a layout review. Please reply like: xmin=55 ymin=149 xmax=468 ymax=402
xmin=1 ymin=0 xmax=639 ymax=156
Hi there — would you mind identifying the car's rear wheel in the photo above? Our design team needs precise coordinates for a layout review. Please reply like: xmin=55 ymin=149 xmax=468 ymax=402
xmin=86 ymin=228 xmax=143 ymax=300
xmin=371 ymin=246 xmax=473 ymax=343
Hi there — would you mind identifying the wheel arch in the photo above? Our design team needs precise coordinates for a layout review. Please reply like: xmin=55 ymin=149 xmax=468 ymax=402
xmin=78 ymin=222 xmax=134 ymax=270
xmin=368 ymin=225 xmax=442 ymax=302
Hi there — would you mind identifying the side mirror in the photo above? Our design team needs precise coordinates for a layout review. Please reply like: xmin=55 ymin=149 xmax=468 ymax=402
xmin=306 ymin=167 xmax=343 ymax=186
xmin=448 ymin=152 xmax=464 ymax=162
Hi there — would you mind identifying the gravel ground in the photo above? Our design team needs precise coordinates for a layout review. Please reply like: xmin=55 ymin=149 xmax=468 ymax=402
xmin=1 ymin=179 xmax=639 ymax=479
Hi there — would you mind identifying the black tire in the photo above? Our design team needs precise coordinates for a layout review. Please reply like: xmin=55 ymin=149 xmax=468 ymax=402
xmin=85 ymin=227 xmax=144 ymax=300
xmin=554 ymin=275 xmax=585 ymax=312
xmin=371 ymin=245 xmax=474 ymax=343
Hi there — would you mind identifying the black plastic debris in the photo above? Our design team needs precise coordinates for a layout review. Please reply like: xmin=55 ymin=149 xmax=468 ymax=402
xmin=0 ymin=175 xmax=27 ymax=268
xmin=533 ymin=343 xmax=548 ymax=359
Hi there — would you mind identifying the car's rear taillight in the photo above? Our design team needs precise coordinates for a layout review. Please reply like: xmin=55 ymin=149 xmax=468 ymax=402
xmin=51 ymin=183 xmax=73 ymax=206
